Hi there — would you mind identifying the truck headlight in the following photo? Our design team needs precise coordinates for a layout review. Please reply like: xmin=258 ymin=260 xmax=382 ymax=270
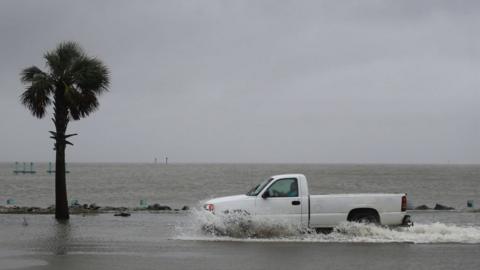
xmin=204 ymin=204 xmax=214 ymax=212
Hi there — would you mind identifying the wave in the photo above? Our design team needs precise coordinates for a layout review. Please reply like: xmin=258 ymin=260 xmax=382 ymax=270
xmin=174 ymin=209 xmax=480 ymax=244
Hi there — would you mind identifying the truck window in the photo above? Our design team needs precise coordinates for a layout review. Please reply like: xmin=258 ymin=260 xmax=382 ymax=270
xmin=265 ymin=178 xmax=298 ymax=197
xmin=246 ymin=178 xmax=273 ymax=196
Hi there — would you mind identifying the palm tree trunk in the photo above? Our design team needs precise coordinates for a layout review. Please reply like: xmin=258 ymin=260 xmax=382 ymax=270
xmin=55 ymin=141 xmax=69 ymax=220
xmin=54 ymin=88 xmax=69 ymax=220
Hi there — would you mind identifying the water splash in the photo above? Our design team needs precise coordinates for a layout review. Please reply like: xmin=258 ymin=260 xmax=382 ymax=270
xmin=174 ymin=209 xmax=480 ymax=244
xmin=175 ymin=209 xmax=306 ymax=238
xmin=327 ymin=222 xmax=480 ymax=243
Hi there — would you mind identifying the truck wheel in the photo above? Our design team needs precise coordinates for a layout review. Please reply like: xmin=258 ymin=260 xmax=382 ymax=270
xmin=351 ymin=213 xmax=379 ymax=225
xmin=315 ymin=228 xmax=333 ymax=234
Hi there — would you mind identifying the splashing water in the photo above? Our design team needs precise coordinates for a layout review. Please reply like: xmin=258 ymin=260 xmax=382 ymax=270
xmin=174 ymin=209 xmax=480 ymax=244
xmin=175 ymin=209 xmax=306 ymax=238
xmin=327 ymin=222 xmax=480 ymax=244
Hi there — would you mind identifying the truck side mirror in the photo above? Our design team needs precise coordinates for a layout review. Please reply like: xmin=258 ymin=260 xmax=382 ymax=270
xmin=261 ymin=191 xmax=269 ymax=199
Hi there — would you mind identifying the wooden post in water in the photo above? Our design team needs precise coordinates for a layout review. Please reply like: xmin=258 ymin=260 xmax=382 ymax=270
xmin=47 ymin=162 xmax=69 ymax=173
xmin=165 ymin=156 xmax=168 ymax=165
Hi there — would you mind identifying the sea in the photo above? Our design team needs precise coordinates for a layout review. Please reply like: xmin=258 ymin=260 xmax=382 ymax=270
xmin=0 ymin=163 xmax=479 ymax=270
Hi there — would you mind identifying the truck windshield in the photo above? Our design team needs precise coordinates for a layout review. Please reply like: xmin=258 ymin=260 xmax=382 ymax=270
xmin=246 ymin=178 xmax=273 ymax=196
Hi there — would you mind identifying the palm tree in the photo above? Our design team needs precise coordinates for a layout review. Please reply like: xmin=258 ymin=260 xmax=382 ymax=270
xmin=19 ymin=41 xmax=110 ymax=220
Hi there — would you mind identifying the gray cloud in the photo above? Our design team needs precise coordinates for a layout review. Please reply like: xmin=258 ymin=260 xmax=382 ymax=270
xmin=1 ymin=0 xmax=479 ymax=163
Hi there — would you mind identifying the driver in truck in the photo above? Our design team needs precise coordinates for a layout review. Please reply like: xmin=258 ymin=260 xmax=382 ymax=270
xmin=287 ymin=181 xmax=298 ymax=197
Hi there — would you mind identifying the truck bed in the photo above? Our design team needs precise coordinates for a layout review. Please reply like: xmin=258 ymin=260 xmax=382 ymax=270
xmin=309 ymin=193 xmax=405 ymax=228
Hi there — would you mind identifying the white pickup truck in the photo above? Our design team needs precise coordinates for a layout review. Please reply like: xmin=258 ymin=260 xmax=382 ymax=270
xmin=204 ymin=174 xmax=412 ymax=230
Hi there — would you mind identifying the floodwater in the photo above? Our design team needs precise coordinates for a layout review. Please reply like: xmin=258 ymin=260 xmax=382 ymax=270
xmin=0 ymin=211 xmax=480 ymax=270
xmin=1 ymin=163 xmax=480 ymax=269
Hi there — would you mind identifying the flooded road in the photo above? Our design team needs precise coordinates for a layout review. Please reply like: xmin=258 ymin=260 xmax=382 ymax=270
xmin=1 ymin=211 xmax=480 ymax=270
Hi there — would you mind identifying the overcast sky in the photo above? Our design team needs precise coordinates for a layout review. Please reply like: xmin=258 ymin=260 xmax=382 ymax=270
xmin=0 ymin=0 xmax=479 ymax=163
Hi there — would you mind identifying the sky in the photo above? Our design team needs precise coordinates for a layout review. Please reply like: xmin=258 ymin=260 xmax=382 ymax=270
xmin=0 ymin=0 xmax=479 ymax=163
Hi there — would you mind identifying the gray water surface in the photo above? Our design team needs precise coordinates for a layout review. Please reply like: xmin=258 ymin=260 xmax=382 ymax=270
xmin=1 ymin=163 xmax=480 ymax=269
xmin=1 ymin=163 xmax=479 ymax=209
xmin=0 ymin=212 xmax=480 ymax=270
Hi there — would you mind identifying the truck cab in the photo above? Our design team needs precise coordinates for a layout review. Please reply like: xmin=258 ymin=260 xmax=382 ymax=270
xmin=246 ymin=174 xmax=309 ymax=226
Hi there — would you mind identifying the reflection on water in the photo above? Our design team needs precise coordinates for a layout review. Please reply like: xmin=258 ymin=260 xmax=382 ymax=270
xmin=46 ymin=220 xmax=72 ymax=255
xmin=0 ymin=213 xmax=174 ymax=256
xmin=0 ymin=212 xmax=480 ymax=270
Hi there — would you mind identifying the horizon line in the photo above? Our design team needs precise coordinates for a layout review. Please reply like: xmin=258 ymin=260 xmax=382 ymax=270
xmin=0 ymin=161 xmax=478 ymax=165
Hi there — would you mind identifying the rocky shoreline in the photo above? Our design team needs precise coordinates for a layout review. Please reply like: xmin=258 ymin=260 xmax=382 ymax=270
xmin=1 ymin=202 xmax=478 ymax=215
xmin=411 ymin=203 xmax=456 ymax=211
xmin=0 ymin=203 xmax=190 ymax=215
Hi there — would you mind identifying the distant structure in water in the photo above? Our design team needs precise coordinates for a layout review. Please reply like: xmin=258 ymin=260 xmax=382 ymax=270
xmin=13 ymin=162 xmax=36 ymax=174
xmin=153 ymin=157 xmax=168 ymax=164
xmin=13 ymin=162 xmax=71 ymax=174
xmin=47 ymin=162 xmax=70 ymax=174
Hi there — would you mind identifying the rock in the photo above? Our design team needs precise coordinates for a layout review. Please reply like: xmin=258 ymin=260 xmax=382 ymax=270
xmin=114 ymin=212 xmax=131 ymax=217
xmin=147 ymin=204 xmax=171 ymax=211
xmin=181 ymin=206 xmax=190 ymax=211
xmin=433 ymin=204 xmax=455 ymax=210
xmin=100 ymin=206 xmax=116 ymax=211
xmin=414 ymin=205 xmax=431 ymax=210
xmin=89 ymin=203 xmax=100 ymax=210
xmin=26 ymin=207 xmax=40 ymax=213
xmin=70 ymin=200 xmax=81 ymax=208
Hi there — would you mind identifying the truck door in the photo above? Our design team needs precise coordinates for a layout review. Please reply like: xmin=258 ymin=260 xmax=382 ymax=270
xmin=255 ymin=178 xmax=302 ymax=226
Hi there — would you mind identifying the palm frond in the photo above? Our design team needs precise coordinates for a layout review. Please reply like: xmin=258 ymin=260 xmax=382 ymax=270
xmin=20 ymin=77 xmax=53 ymax=118
xmin=20 ymin=66 xmax=47 ymax=83
xmin=44 ymin=41 xmax=83 ymax=79
xmin=71 ymin=56 xmax=110 ymax=94
xmin=67 ymin=90 xmax=99 ymax=120
xmin=64 ymin=85 xmax=81 ymax=120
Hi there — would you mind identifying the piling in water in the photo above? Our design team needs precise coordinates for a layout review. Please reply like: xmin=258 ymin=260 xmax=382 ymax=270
xmin=467 ymin=200 xmax=474 ymax=208
xmin=13 ymin=162 xmax=36 ymax=174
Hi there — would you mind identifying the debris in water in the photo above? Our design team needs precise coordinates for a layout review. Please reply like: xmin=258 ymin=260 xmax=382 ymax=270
xmin=433 ymin=204 xmax=455 ymax=210
xmin=114 ymin=212 xmax=131 ymax=217
xmin=414 ymin=205 xmax=431 ymax=210
xmin=147 ymin=204 xmax=171 ymax=210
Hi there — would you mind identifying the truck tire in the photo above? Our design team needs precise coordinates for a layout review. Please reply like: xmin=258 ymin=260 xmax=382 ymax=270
xmin=315 ymin=228 xmax=333 ymax=234
xmin=348 ymin=210 xmax=380 ymax=225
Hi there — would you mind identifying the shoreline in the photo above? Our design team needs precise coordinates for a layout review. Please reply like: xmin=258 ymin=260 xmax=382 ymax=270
xmin=1 ymin=205 xmax=478 ymax=215
xmin=0 ymin=204 xmax=190 ymax=215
